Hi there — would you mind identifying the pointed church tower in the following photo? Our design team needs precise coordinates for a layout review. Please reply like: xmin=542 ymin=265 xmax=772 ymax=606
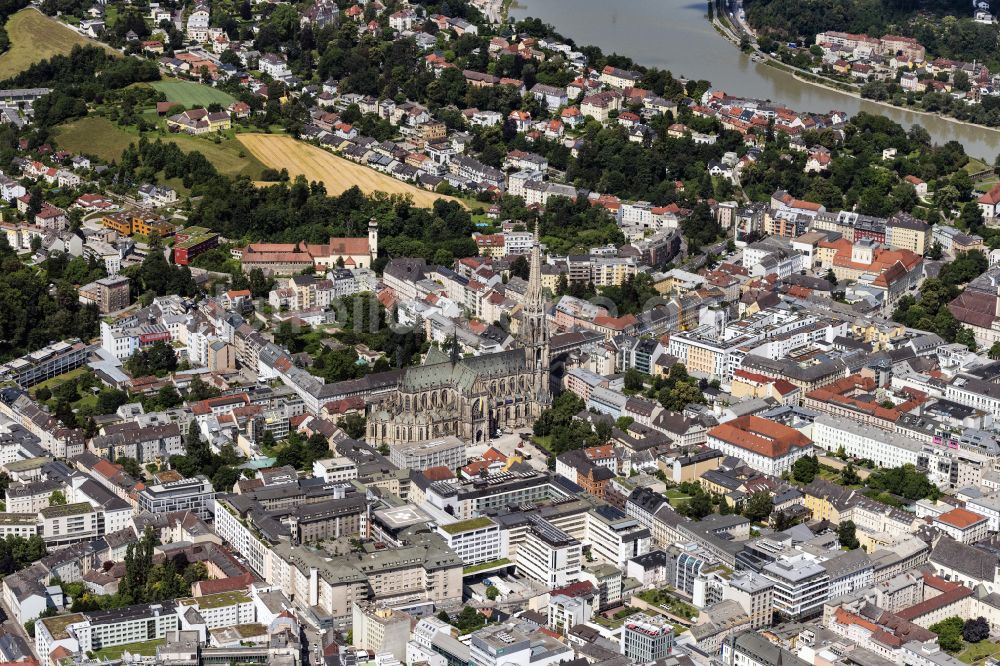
xmin=521 ymin=222 xmax=551 ymax=411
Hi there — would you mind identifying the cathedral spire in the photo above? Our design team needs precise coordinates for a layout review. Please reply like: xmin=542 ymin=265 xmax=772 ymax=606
xmin=525 ymin=221 xmax=543 ymax=316
xmin=520 ymin=220 xmax=550 ymax=411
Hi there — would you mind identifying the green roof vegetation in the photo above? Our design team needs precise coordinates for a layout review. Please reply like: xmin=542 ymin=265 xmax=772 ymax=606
xmin=5 ymin=457 xmax=51 ymax=471
xmin=0 ymin=512 xmax=38 ymax=524
xmin=89 ymin=638 xmax=165 ymax=660
xmin=195 ymin=590 xmax=252 ymax=609
xmin=440 ymin=517 xmax=495 ymax=535
xmin=40 ymin=502 xmax=92 ymax=518
xmin=41 ymin=613 xmax=85 ymax=639
xmin=462 ymin=557 xmax=511 ymax=574
xmin=235 ymin=624 xmax=266 ymax=638
xmin=175 ymin=227 xmax=218 ymax=250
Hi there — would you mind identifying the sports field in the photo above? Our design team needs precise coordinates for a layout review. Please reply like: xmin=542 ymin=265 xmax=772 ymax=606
xmin=148 ymin=80 xmax=236 ymax=107
xmin=0 ymin=9 xmax=117 ymax=80
xmin=55 ymin=116 xmax=267 ymax=180
xmin=237 ymin=134 xmax=463 ymax=208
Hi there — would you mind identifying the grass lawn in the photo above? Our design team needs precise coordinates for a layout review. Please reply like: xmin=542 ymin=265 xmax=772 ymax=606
xmin=54 ymin=116 xmax=267 ymax=180
xmin=592 ymin=614 xmax=625 ymax=629
xmin=0 ymin=9 xmax=118 ymax=80
xmin=147 ymin=79 xmax=236 ymax=107
xmin=958 ymin=641 xmax=1000 ymax=664
xmin=53 ymin=116 xmax=137 ymax=163
xmin=532 ymin=435 xmax=552 ymax=451
xmin=976 ymin=175 xmax=999 ymax=191
xmin=462 ymin=557 xmax=512 ymax=574
xmin=817 ymin=467 xmax=842 ymax=482
xmin=164 ymin=131 xmax=268 ymax=179
xmin=30 ymin=367 xmax=97 ymax=414
xmin=665 ymin=489 xmax=692 ymax=507
xmin=30 ymin=367 xmax=88 ymax=397
xmin=965 ymin=157 xmax=991 ymax=175
xmin=89 ymin=638 xmax=165 ymax=660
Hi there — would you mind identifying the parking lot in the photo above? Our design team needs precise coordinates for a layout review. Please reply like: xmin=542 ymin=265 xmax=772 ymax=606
xmin=466 ymin=428 xmax=550 ymax=472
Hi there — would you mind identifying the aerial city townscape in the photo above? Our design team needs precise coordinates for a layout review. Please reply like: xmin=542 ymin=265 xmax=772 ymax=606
xmin=11 ymin=0 xmax=1000 ymax=666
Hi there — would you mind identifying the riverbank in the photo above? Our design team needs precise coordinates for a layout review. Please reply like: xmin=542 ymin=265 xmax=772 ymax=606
xmin=510 ymin=0 xmax=1000 ymax=157
xmin=724 ymin=11 xmax=1000 ymax=147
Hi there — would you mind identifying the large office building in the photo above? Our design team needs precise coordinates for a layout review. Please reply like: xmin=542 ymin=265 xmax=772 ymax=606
xmin=469 ymin=623 xmax=571 ymax=666
xmin=388 ymin=436 xmax=468 ymax=472
xmin=135 ymin=476 xmax=216 ymax=520
xmin=516 ymin=516 xmax=582 ymax=588
xmin=586 ymin=505 xmax=651 ymax=569
xmin=436 ymin=517 xmax=503 ymax=566
xmin=762 ymin=554 xmax=830 ymax=620
xmin=352 ymin=603 xmax=411 ymax=662
xmin=621 ymin=612 xmax=674 ymax=662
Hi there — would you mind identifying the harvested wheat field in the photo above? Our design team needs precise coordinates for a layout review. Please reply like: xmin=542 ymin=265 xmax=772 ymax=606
xmin=237 ymin=133 xmax=464 ymax=208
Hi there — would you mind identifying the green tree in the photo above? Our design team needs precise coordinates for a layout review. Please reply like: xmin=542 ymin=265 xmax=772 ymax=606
xmin=958 ymin=201 xmax=983 ymax=232
xmin=866 ymin=464 xmax=940 ymax=501
xmin=930 ymin=616 xmax=964 ymax=653
xmin=680 ymin=493 xmax=713 ymax=520
xmin=120 ymin=527 xmax=156 ymax=603
xmin=96 ymin=388 xmax=129 ymax=415
xmin=837 ymin=520 xmax=860 ymax=550
xmin=955 ymin=327 xmax=977 ymax=351
xmin=48 ymin=490 xmax=66 ymax=506
xmin=125 ymin=341 xmax=177 ymax=377
xmin=624 ymin=369 xmax=646 ymax=392
xmin=337 ymin=413 xmax=367 ymax=439
xmin=743 ymin=491 xmax=774 ymax=523
xmin=792 ymin=455 xmax=820 ymax=483
xmin=841 ymin=463 xmax=861 ymax=486
xmin=186 ymin=375 xmax=221 ymax=401
xmin=156 ymin=385 xmax=182 ymax=409
xmin=118 ymin=457 xmax=142 ymax=479
xmin=658 ymin=380 xmax=703 ymax=411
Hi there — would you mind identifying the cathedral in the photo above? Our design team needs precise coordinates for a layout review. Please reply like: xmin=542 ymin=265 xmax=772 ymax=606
xmin=366 ymin=228 xmax=552 ymax=446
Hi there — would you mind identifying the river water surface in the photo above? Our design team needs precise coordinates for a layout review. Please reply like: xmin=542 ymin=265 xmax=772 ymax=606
xmin=511 ymin=0 xmax=1000 ymax=159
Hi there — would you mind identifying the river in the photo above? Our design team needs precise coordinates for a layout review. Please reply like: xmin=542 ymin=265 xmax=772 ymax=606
xmin=510 ymin=0 xmax=1000 ymax=159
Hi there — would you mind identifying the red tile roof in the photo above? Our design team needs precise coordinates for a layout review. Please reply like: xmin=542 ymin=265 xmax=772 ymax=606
xmin=936 ymin=506 xmax=986 ymax=529
xmin=978 ymin=183 xmax=1000 ymax=205
xmin=708 ymin=415 xmax=811 ymax=458
xmin=194 ymin=573 xmax=253 ymax=596
xmin=897 ymin=585 xmax=973 ymax=621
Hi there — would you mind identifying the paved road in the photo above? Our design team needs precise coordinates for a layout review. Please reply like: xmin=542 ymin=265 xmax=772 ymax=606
xmin=471 ymin=0 xmax=503 ymax=23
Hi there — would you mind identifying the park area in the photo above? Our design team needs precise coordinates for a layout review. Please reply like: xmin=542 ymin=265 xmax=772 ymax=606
xmin=237 ymin=133 xmax=465 ymax=208
xmin=147 ymin=79 xmax=236 ymax=108
xmin=54 ymin=116 xmax=268 ymax=181
xmin=0 ymin=9 xmax=116 ymax=79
